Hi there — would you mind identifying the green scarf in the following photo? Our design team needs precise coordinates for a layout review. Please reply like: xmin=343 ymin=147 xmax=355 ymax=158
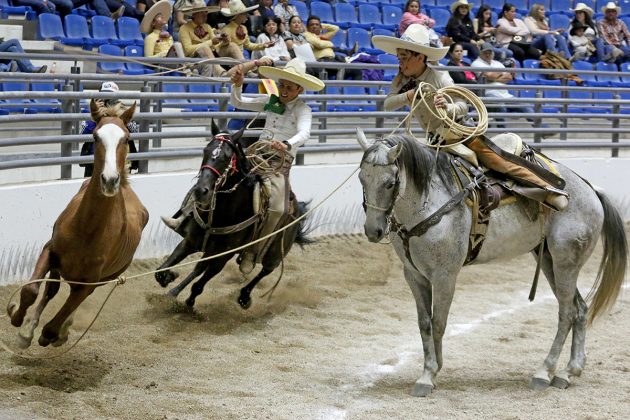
xmin=263 ymin=95 xmax=286 ymax=115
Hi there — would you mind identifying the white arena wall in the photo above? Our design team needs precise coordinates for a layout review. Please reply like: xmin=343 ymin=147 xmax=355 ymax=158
xmin=1 ymin=159 xmax=629 ymax=286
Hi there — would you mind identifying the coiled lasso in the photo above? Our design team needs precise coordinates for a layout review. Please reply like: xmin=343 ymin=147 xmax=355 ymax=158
xmin=404 ymin=81 xmax=489 ymax=147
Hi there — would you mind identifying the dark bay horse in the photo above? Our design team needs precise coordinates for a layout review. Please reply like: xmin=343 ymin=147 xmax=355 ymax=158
xmin=8 ymin=100 xmax=149 ymax=348
xmin=357 ymin=130 xmax=627 ymax=396
xmin=155 ymin=126 xmax=309 ymax=309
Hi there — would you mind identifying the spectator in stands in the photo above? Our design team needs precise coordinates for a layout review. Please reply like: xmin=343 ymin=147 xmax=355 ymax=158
xmin=255 ymin=0 xmax=275 ymax=19
xmin=304 ymin=15 xmax=360 ymax=80
xmin=283 ymin=15 xmax=317 ymax=64
xmin=136 ymin=0 xmax=156 ymax=13
xmin=273 ymin=0 xmax=297 ymax=28
xmin=142 ymin=0 xmax=185 ymax=59
xmin=597 ymin=2 xmax=630 ymax=63
xmin=14 ymin=0 xmax=72 ymax=16
xmin=524 ymin=3 xmax=571 ymax=59
xmin=221 ymin=0 xmax=274 ymax=55
xmin=471 ymin=42 xmax=551 ymax=134
xmin=179 ymin=0 xmax=246 ymax=76
xmin=399 ymin=0 xmax=434 ymax=34
xmin=569 ymin=22 xmax=596 ymax=62
xmin=473 ymin=5 xmax=514 ymax=62
xmin=570 ymin=3 xmax=615 ymax=63
xmin=79 ymin=81 xmax=139 ymax=177
xmin=105 ymin=0 xmax=144 ymax=20
xmin=496 ymin=3 xmax=542 ymax=62
xmin=71 ymin=0 xmax=125 ymax=19
xmin=0 ymin=39 xmax=47 ymax=73
xmin=446 ymin=0 xmax=481 ymax=60
xmin=253 ymin=16 xmax=291 ymax=62
xmin=447 ymin=43 xmax=477 ymax=84
xmin=173 ymin=0 xmax=194 ymax=38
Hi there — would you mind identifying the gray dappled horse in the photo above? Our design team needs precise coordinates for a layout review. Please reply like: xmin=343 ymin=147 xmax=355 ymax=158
xmin=357 ymin=130 xmax=627 ymax=397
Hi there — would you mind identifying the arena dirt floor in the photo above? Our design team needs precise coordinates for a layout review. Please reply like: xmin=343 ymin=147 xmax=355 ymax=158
xmin=0 ymin=233 xmax=628 ymax=419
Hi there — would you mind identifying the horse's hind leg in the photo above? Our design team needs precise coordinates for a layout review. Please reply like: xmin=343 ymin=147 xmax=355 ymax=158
xmin=9 ymin=242 xmax=52 ymax=327
xmin=39 ymin=284 xmax=95 ymax=347
xmin=238 ymin=267 xmax=273 ymax=309
xmin=17 ymin=270 xmax=61 ymax=349
xmin=185 ymin=256 xmax=231 ymax=308
xmin=167 ymin=260 xmax=211 ymax=298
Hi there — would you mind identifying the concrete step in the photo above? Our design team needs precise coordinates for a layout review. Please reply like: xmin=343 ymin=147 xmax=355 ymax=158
xmin=0 ymin=24 xmax=23 ymax=40
xmin=22 ymin=40 xmax=55 ymax=51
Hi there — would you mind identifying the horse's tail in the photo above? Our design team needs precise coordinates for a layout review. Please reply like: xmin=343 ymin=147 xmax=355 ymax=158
xmin=588 ymin=190 xmax=628 ymax=324
xmin=295 ymin=200 xmax=315 ymax=247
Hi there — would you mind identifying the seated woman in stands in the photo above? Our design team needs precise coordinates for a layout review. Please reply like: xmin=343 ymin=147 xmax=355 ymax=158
xmin=254 ymin=16 xmax=291 ymax=62
xmin=446 ymin=43 xmax=477 ymax=84
xmin=399 ymin=0 xmax=435 ymax=34
xmin=0 ymin=39 xmax=46 ymax=73
xmin=473 ymin=5 xmax=513 ymax=63
xmin=496 ymin=3 xmax=542 ymax=62
xmin=446 ymin=0 xmax=481 ymax=60
xmin=524 ymin=3 xmax=571 ymax=59
xmin=570 ymin=2 xmax=615 ymax=62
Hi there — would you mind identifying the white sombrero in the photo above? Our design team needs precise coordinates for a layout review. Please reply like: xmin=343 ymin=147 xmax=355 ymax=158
xmin=140 ymin=0 xmax=172 ymax=34
xmin=180 ymin=0 xmax=221 ymax=16
xmin=221 ymin=0 xmax=258 ymax=17
xmin=601 ymin=1 xmax=621 ymax=13
xmin=372 ymin=24 xmax=449 ymax=62
xmin=450 ymin=0 xmax=474 ymax=14
xmin=571 ymin=2 xmax=594 ymax=17
xmin=258 ymin=58 xmax=325 ymax=92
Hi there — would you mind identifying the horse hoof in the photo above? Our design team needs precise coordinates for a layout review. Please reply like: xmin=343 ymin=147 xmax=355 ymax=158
xmin=38 ymin=335 xmax=51 ymax=347
xmin=155 ymin=271 xmax=179 ymax=288
xmin=185 ymin=298 xmax=195 ymax=308
xmin=7 ymin=302 xmax=16 ymax=317
xmin=529 ymin=377 xmax=550 ymax=390
xmin=51 ymin=335 xmax=69 ymax=347
xmin=410 ymin=383 xmax=433 ymax=397
xmin=238 ymin=294 xmax=252 ymax=310
xmin=16 ymin=333 xmax=33 ymax=349
xmin=550 ymin=376 xmax=570 ymax=389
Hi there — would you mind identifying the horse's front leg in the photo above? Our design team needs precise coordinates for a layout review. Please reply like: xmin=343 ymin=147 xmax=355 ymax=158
xmin=185 ymin=256 xmax=232 ymax=308
xmin=238 ymin=267 xmax=274 ymax=309
xmin=155 ymin=238 xmax=196 ymax=287
xmin=9 ymin=242 xmax=52 ymax=327
xmin=39 ymin=284 xmax=96 ymax=347
xmin=404 ymin=267 xmax=438 ymax=397
xmin=17 ymin=270 xmax=61 ymax=349
xmin=167 ymin=259 xmax=211 ymax=298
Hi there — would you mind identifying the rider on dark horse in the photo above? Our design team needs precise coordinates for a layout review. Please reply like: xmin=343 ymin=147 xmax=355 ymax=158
xmin=372 ymin=24 xmax=569 ymax=211
xmin=162 ymin=58 xmax=325 ymax=274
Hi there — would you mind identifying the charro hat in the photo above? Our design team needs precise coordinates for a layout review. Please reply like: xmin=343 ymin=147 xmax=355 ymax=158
xmin=140 ymin=0 xmax=172 ymax=33
xmin=221 ymin=0 xmax=258 ymax=17
xmin=258 ymin=58 xmax=325 ymax=92
xmin=450 ymin=0 xmax=474 ymax=14
xmin=100 ymin=81 xmax=119 ymax=92
xmin=571 ymin=2 xmax=594 ymax=17
xmin=180 ymin=0 xmax=221 ymax=16
xmin=601 ymin=1 xmax=621 ymax=13
xmin=372 ymin=24 xmax=449 ymax=62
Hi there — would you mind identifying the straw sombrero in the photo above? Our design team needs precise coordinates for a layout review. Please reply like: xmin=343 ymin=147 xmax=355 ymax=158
xmin=571 ymin=2 xmax=594 ymax=17
xmin=221 ymin=0 xmax=258 ymax=17
xmin=140 ymin=0 xmax=172 ymax=34
xmin=258 ymin=58 xmax=325 ymax=92
xmin=180 ymin=0 xmax=221 ymax=16
xmin=601 ymin=1 xmax=621 ymax=14
xmin=450 ymin=0 xmax=474 ymax=14
xmin=372 ymin=24 xmax=449 ymax=62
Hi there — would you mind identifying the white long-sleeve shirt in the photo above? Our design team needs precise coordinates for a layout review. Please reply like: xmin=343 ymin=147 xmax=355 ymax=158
xmin=230 ymin=85 xmax=312 ymax=158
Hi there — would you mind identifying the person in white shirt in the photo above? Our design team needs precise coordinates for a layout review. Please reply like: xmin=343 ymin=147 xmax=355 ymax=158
xmin=230 ymin=58 xmax=324 ymax=274
xmin=569 ymin=22 xmax=596 ymax=61
xmin=253 ymin=16 xmax=291 ymax=62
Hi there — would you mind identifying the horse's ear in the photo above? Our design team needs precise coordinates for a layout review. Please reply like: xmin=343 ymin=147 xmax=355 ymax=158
xmin=120 ymin=102 xmax=137 ymax=125
xmin=211 ymin=119 xmax=220 ymax=136
xmin=231 ymin=126 xmax=246 ymax=144
xmin=387 ymin=143 xmax=403 ymax=163
xmin=356 ymin=128 xmax=371 ymax=150
xmin=90 ymin=99 xmax=102 ymax=122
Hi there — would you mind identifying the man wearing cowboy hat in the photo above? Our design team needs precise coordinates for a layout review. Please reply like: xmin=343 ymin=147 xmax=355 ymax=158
xmin=142 ymin=0 xmax=185 ymax=59
xmin=230 ymin=58 xmax=324 ymax=274
xmin=597 ymin=2 xmax=630 ymax=62
xmin=373 ymin=24 xmax=568 ymax=210
xmin=221 ymin=0 xmax=275 ymax=54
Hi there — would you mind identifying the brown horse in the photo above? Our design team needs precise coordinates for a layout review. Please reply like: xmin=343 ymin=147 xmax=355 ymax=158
xmin=8 ymin=99 xmax=149 ymax=348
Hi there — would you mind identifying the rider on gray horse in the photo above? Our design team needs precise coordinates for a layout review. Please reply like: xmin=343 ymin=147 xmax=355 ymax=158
xmin=372 ymin=24 xmax=569 ymax=211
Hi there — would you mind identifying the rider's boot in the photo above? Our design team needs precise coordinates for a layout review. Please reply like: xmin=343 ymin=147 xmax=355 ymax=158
xmin=544 ymin=187 xmax=569 ymax=211
xmin=161 ymin=214 xmax=185 ymax=231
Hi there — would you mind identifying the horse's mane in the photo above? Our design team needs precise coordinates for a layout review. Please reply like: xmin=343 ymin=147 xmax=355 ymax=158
xmin=362 ymin=134 xmax=457 ymax=194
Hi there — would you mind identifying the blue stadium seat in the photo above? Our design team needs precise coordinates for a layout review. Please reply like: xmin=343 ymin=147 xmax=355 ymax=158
xmin=187 ymin=84 xmax=217 ymax=112
xmin=162 ymin=83 xmax=192 ymax=110
xmin=567 ymin=89 xmax=592 ymax=113
xmin=358 ymin=4 xmax=382 ymax=29
xmin=536 ymin=0 xmax=551 ymax=11
xmin=429 ymin=8 xmax=451 ymax=32
xmin=31 ymin=82 xmax=61 ymax=113
xmin=38 ymin=13 xmax=84 ymax=47
xmin=310 ymin=1 xmax=334 ymax=23
xmin=117 ymin=17 xmax=144 ymax=46
xmin=549 ymin=13 xmax=570 ymax=31
xmin=510 ymin=0 xmax=528 ymax=14
xmin=372 ymin=28 xmax=394 ymax=37
xmin=381 ymin=5 xmax=403 ymax=30
xmin=523 ymin=59 xmax=561 ymax=85
xmin=482 ymin=0 xmax=503 ymax=13
xmin=549 ymin=0 xmax=571 ymax=14
xmin=331 ymin=28 xmax=348 ymax=49
xmin=595 ymin=0 xmax=612 ymax=13
xmin=92 ymin=15 xmax=133 ymax=47
xmin=0 ymin=0 xmax=34 ymax=19
xmin=435 ymin=0 xmax=452 ymax=8
xmin=594 ymin=62 xmax=621 ymax=86
xmin=617 ymin=62 xmax=630 ymax=87
xmin=378 ymin=53 xmax=399 ymax=81
xmin=1 ymin=81 xmax=37 ymax=113
xmin=579 ymin=0 xmax=596 ymax=11
xmin=335 ymin=3 xmax=360 ymax=29
xmin=72 ymin=4 xmax=97 ymax=18
xmin=348 ymin=27 xmax=381 ymax=54
xmin=389 ymin=0 xmax=407 ymax=7
xmin=123 ymin=45 xmax=150 ymax=75
xmin=293 ymin=1 xmax=309 ymax=22
xmin=341 ymin=86 xmax=375 ymax=111
xmin=542 ymin=89 xmax=561 ymax=113
xmin=65 ymin=14 xmax=107 ymax=48
xmin=592 ymin=90 xmax=614 ymax=113
xmin=97 ymin=44 xmax=125 ymax=73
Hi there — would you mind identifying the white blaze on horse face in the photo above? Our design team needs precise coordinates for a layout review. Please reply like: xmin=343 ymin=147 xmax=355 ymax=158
xmin=98 ymin=123 xmax=126 ymax=186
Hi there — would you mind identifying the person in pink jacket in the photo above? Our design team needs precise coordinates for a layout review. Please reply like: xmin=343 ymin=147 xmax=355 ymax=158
xmin=399 ymin=0 xmax=435 ymax=34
